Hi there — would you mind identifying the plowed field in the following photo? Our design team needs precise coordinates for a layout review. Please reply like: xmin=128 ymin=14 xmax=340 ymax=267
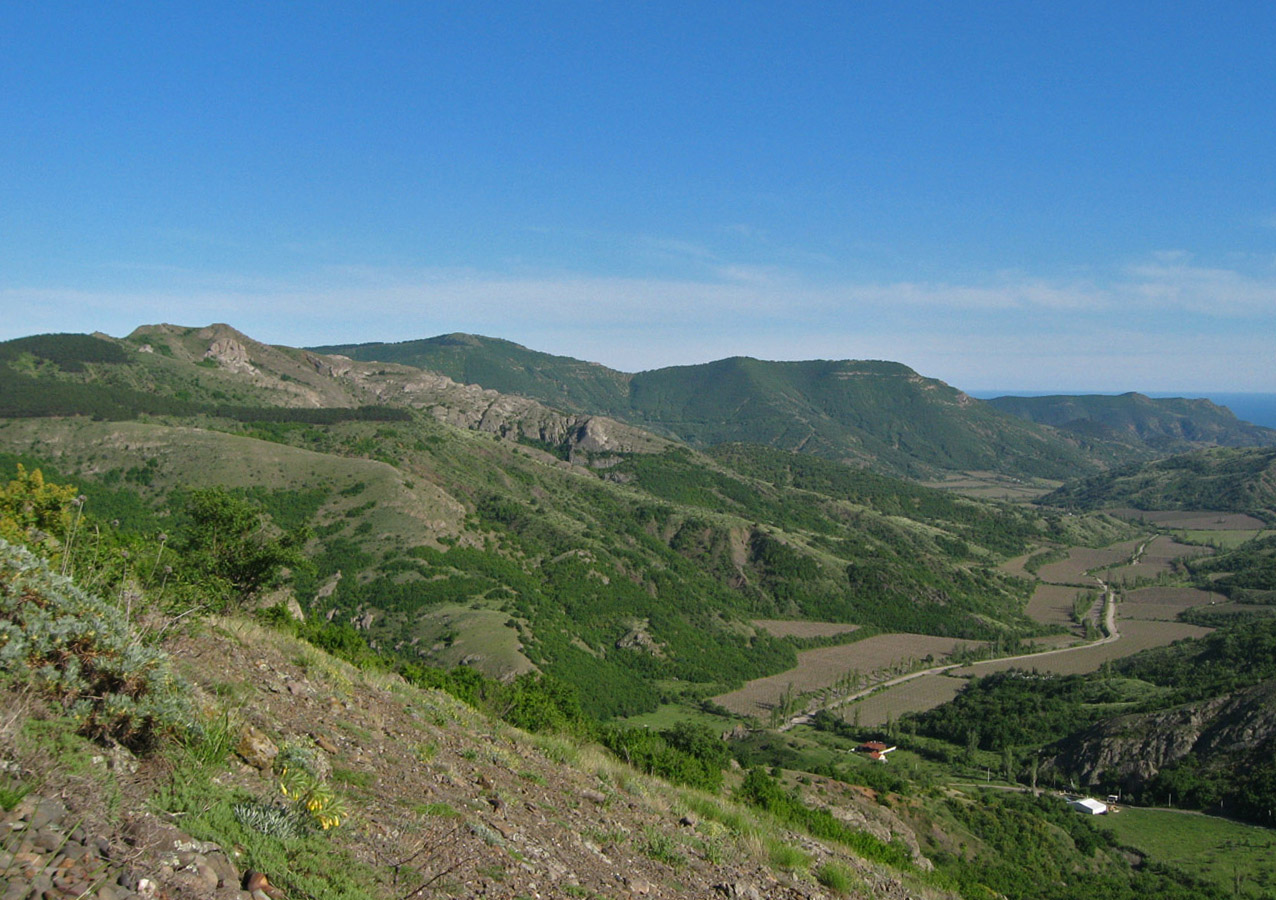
xmin=838 ymin=674 xmax=968 ymax=727
xmin=713 ymin=633 xmax=982 ymax=717
xmin=752 ymin=620 xmax=860 ymax=639
xmin=1036 ymin=540 xmax=1143 ymax=584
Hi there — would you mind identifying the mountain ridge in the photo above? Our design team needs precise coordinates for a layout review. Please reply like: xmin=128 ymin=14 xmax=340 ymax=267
xmin=0 ymin=324 xmax=1079 ymax=714
xmin=987 ymin=392 xmax=1276 ymax=451
xmin=315 ymin=332 xmax=1276 ymax=480
xmin=313 ymin=334 xmax=1090 ymax=479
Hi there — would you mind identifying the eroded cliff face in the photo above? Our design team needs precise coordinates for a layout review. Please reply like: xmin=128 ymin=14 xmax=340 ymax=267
xmin=351 ymin=362 xmax=670 ymax=458
xmin=1046 ymin=679 xmax=1276 ymax=790
xmin=127 ymin=323 xmax=671 ymax=459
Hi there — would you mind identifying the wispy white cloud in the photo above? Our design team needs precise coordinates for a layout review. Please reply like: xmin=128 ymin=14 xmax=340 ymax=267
xmin=1121 ymin=260 xmax=1276 ymax=316
xmin=4 ymin=250 xmax=1274 ymax=389
xmin=632 ymin=235 xmax=721 ymax=263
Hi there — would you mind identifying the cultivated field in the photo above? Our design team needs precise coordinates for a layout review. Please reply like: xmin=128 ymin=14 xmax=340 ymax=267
xmin=1176 ymin=528 xmax=1271 ymax=549
xmin=1025 ymin=583 xmax=1095 ymax=629
xmin=1103 ymin=535 xmax=1213 ymax=585
xmin=752 ymin=620 xmax=860 ymax=639
xmin=921 ymin=472 xmax=1059 ymax=502
xmin=827 ymin=614 xmax=1215 ymax=726
xmin=1109 ymin=508 xmax=1268 ymax=530
xmin=836 ymin=673 xmax=968 ymax=727
xmin=997 ymin=551 xmax=1035 ymax=579
xmin=1122 ymin=586 xmax=1226 ymax=621
xmin=713 ymin=633 xmax=982 ymax=717
xmin=1035 ymin=540 xmax=1143 ymax=584
xmin=1021 ymin=633 xmax=1084 ymax=650
xmin=951 ymin=619 xmax=1212 ymax=677
xmin=817 ymin=517 xmax=1240 ymax=727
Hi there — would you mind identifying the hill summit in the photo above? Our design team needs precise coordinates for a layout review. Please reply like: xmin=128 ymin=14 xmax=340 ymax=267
xmin=314 ymin=335 xmax=1096 ymax=478
xmin=315 ymin=333 xmax=1276 ymax=480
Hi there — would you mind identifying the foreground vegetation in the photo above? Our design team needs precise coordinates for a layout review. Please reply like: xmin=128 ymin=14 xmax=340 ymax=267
xmin=0 ymin=343 xmax=1102 ymax=720
xmin=1 ymin=463 xmax=1256 ymax=899
xmin=1 ymin=327 xmax=1273 ymax=897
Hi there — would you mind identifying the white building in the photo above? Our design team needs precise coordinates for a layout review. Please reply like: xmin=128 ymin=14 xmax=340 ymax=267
xmin=1068 ymin=797 xmax=1108 ymax=815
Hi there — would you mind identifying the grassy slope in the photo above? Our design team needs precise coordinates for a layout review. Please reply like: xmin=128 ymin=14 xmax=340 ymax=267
xmin=314 ymin=334 xmax=1109 ymax=479
xmin=1103 ymin=808 xmax=1276 ymax=899
xmin=2 ymin=537 xmax=1234 ymax=900
xmin=1042 ymin=446 xmax=1276 ymax=522
xmin=0 ymin=412 xmax=1065 ymax=720
xmin=988 ymin=392 xmax=1276 ymax=450
xmin=624 ymin=357 xmax=1097 ymax=478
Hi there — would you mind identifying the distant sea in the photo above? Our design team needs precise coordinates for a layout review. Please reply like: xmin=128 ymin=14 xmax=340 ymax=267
xmin=967 ymin=391 xmax=1276 ymax=431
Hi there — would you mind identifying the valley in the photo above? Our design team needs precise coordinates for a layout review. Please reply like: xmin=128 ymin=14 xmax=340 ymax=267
xmin=2 ymin=325 xmax=1276 ymax=899
xmin=9 ymin=8 xmax=1275 ymax=900
xmin=727 ymin=523 xmax=1232 ymax=731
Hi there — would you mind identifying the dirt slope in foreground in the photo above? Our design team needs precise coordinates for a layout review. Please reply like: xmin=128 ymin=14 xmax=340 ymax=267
xmin=3 ymin=616 xmax=948 ymax=900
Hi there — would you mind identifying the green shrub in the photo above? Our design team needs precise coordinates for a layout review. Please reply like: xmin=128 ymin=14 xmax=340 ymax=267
xmin=173 ymin=488 xmax=310 ymax=608
xmin=766 ymin=839 xmax=809 ymax=871
xmin=0 ymin=465 xmax=77 ymax=557
xmin=816 ymin=862 xmax=854 ymax=893
xmin=416 ymin=801 xmax=460 ymax=818
xmin=233 ymin=801 xmax=309 ymax=840
xmin=639 ymin=827 xmax=686 ymax=867
xmin=0 ymin=538 xmax=194 ymax=751
xmin=179 ymin=710 xmax=236 ymax=768
xmin=0 ymin=781 xmax=30 ymax=811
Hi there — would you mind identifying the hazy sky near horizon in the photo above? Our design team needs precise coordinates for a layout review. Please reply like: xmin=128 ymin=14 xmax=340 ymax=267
xmin=3 ymin=3 xmax=1275 ymax=392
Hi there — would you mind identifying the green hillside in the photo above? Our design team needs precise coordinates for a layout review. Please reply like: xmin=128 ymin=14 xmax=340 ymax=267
xmin=1041 ymin=446 xmax=1276 ymax=522
xmin=313 ymin=332 xmax=633 ymax=413
xmin=0 ymin=327 xmax=1092 ymax=719
xmin=625 ymin=357 xmax=1095 ymax=477
xmin=0 ymin=325 xmax=1259 ymax=899
xmin=988 ymin=392 xmax=1276 ymax=450
xmin=1 ymin=526 xmax=1231 ymax=900
xmin=0 ymin=413 xmax=1058 ymax=718
xmin=317 ymin=334 xmax=1109 ymax=479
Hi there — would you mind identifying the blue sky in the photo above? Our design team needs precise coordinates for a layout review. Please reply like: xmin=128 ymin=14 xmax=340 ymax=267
xmin=3 ymin=2 xmax=1275 ymax=391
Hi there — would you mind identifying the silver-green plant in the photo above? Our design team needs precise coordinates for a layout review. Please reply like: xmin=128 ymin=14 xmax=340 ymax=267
xmin=0 ymin=538 xmax=195 ymax=750
xmin=232 ymin=801 xmax=309 ymax=840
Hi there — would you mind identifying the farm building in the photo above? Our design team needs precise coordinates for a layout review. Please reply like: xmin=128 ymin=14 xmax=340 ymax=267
xmin=854 ymin=741 xmax=897 ymax=762
xmin=1068 ymin=797 xmax=1108 ymax=815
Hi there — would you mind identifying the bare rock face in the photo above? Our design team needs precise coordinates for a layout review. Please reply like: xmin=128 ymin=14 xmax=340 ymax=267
xmin=814 ymin=780 xmax=933 ymax=871
xmin=616 ymin=624 xmax=665 ymax=657
xmin=1047 ymin=680 xmax=1276 ymax=790
xmin=235 ymin=725 xmax=279 ymax=771
xmin=257 ymin=587 xmax=305 ymax=622
xmin=315 ymin=570 xmax=343 ymax=600
xmin=304 ymin=351 xmax=351 ymax=377
xmin=344 ymin=362 xmax=669 ymax=456
xmin=203 ymin=337 xmax=258 ymax=375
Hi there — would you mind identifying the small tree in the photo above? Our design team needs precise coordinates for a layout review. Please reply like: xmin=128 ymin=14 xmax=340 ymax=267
xmin=0 ymin=465 xmax=78 ymax=555
xmin=174 ymin=487 xmax=310 ymax=607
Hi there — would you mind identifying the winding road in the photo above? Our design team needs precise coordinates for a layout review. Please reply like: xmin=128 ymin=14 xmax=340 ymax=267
xmin=779 ymin=540 xmax=1148 ymax=731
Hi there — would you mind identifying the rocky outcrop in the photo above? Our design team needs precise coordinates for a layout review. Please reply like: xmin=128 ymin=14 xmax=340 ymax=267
xmin=0 ymin=793 xmax=244 ymax=900
xmin=350 ymin=364 xmax=669 ymax=455
xmin=202 ymin=336 xmax=258 ymax=375
xmin=123 ymin=323 xmax=674 ymax=456
xmin=616 ymin=622 xmax=666 ymax=657
xmin=1047 ymin=679 xmax=1276 ymax=790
